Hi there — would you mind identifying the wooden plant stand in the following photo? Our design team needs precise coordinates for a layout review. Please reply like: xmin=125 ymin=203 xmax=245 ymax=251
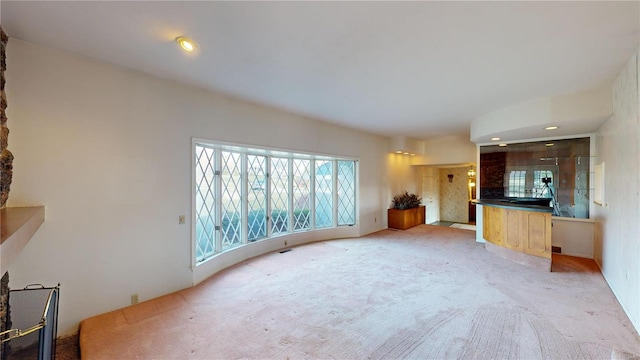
xmin=388 ymin=206 xmax=426 ymax=230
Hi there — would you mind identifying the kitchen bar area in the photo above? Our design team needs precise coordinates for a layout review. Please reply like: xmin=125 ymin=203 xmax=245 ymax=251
xmin=475 ymin=198 xmax=553 ymax=271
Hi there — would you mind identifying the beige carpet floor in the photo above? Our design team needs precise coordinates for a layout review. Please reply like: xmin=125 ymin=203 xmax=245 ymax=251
xmin=80 ymin=225 xmax=640 ymax=359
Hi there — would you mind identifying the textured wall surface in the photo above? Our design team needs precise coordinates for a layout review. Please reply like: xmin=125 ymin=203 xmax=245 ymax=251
xmin=0 ymin=26 xmax=12 ymax=360
xmin=439 ymin=167 xmax=469 ymax=223
xmin=0 ymin=26 xmax=13 ymax=208
xmin=593 ymin=50 xmax=640 ymax=334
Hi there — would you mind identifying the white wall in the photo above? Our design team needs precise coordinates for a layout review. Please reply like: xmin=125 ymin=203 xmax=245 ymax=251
xmin=551 ymin=218 xmax=594 ymax=258
xmin=470 ymin=87 xmax=612 ymax=143
xmin=414 ymin=134 xmax=476 ymax=166
xmin=5 ymin=39 xmax=390 ymax=335
xmin=593 ymin=51 xmax=640 ymax=334
xmin=417 ymin=167 xmax=440 ymax=224
xmin=386 ymin=153 xmax=418 ymax=201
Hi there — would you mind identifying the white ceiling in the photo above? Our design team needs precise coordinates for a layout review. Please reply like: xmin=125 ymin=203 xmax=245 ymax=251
xmin=2 ymin=1 xmax=639 ymax=140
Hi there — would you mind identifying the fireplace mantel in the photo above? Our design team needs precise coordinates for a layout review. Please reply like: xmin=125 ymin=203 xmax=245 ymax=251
xmin=0 ymin=206 xmax=45 ymax=274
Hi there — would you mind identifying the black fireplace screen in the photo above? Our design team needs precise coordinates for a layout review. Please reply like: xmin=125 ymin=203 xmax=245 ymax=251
xmin=0 ymin=284 xmax=59 ymax=360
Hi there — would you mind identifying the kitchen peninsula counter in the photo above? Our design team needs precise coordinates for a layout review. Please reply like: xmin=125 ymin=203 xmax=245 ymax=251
xmin=475 ymin=199 xmax=553 ymax=271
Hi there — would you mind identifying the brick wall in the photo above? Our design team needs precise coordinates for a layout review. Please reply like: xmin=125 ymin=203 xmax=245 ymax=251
xmin=480 ymin=152 xmax=505 ymax=198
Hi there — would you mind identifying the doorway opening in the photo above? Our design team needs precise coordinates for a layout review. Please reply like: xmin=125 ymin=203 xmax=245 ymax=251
xmin=418 ymin=164 xmax=476 ymax=228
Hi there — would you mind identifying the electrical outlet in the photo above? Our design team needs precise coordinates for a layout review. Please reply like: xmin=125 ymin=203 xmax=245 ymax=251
xmin=131 ymin=294 xmax=139 ymax=305
xmin=178 ymin=215 xmax=185 ymax=224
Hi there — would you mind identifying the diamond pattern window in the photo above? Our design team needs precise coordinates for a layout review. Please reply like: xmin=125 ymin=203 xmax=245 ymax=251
xmin=193 ymin=141 xmax=357 ymax=265
xmin=221 ymin=151 xmax=242 ymax=251
xmin=247 ymin=155 xmax=267 ymax=241
xmin=292 ymin=159 xmax=311 ymax=231
xmin=315 ymin=160 xmax=333 ymax=228
xmin=194 ymin=145 xmax=217 ymax=262
xmin=337 ymin=161 xmax=356 ymax=225
xmin=270 ymin=157 xmax=290 ymax=235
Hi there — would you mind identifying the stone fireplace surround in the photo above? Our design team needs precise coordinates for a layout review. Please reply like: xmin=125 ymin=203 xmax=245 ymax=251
xmin=0 ymin=25 xmax=11 ymax=360
xmin=0 ymin=272 xmax=9 ymax=359
xmin=0 ymin=25 xmax=47 ymax=359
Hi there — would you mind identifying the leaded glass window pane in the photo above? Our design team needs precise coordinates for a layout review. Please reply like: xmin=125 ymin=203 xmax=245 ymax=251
xmin=337 ymin=161 xmax=356 ymax=226
xmin=292 ymin=159 xmax=311 ymax=231
xmin=247 ymin=155 xmax=267 ymax=241
xmin=270 ymin=157 xmax=289 ymax=235
xmin=194 ymin=144 xmax=217 ymax=262
xmin=507 ymin=170 xmax=526 ymax=197
xmin=533 ymin=170 xmax=554 ymax=197
xmin=221 ymin=151 xmax=242 ymax=250
xmin=315 ymin=160 xmax=333 ymax=228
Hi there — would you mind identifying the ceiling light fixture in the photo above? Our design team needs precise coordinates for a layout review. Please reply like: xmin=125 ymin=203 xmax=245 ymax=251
xmin=545 ymin=126 xmax=559 ymax=130
xmin=491 ymin=137 xmax=501 ymax=141
xmin=498 ymin=143 xmax=507 ymax=147
xmin=176 ymin=36 xmax=198 ymax=52
xmin=546 ymin=143 xmax=554 ymax=147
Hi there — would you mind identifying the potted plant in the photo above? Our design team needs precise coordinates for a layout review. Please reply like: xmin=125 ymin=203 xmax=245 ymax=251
xmin=388 ymin=191 xmax=425 ymax=230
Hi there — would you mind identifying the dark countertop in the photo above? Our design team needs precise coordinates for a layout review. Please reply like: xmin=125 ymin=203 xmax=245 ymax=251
xmin=473 ymin=198 xmax=553 ymax=213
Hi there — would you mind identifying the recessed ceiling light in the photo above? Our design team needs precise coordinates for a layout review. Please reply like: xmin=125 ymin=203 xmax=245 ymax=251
xmin=546 ymin=143 xmax=554 ymax=147
xmin=498 ymin=143 xmax=507 ymax=147
xmin=403 ymin=152 xmax=409 ymax=155
xmin=410 ymin=153 xmax=415 ymax=156
xmin=545 ymin=126 xmax=559 ymax=130
xmin=176 ymin=36 xmax=198 ymax=52
xmin=396 ymin=150 xmax=403 ymax=154
xmin=491 ymin=137 xmax=501 ymax=141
